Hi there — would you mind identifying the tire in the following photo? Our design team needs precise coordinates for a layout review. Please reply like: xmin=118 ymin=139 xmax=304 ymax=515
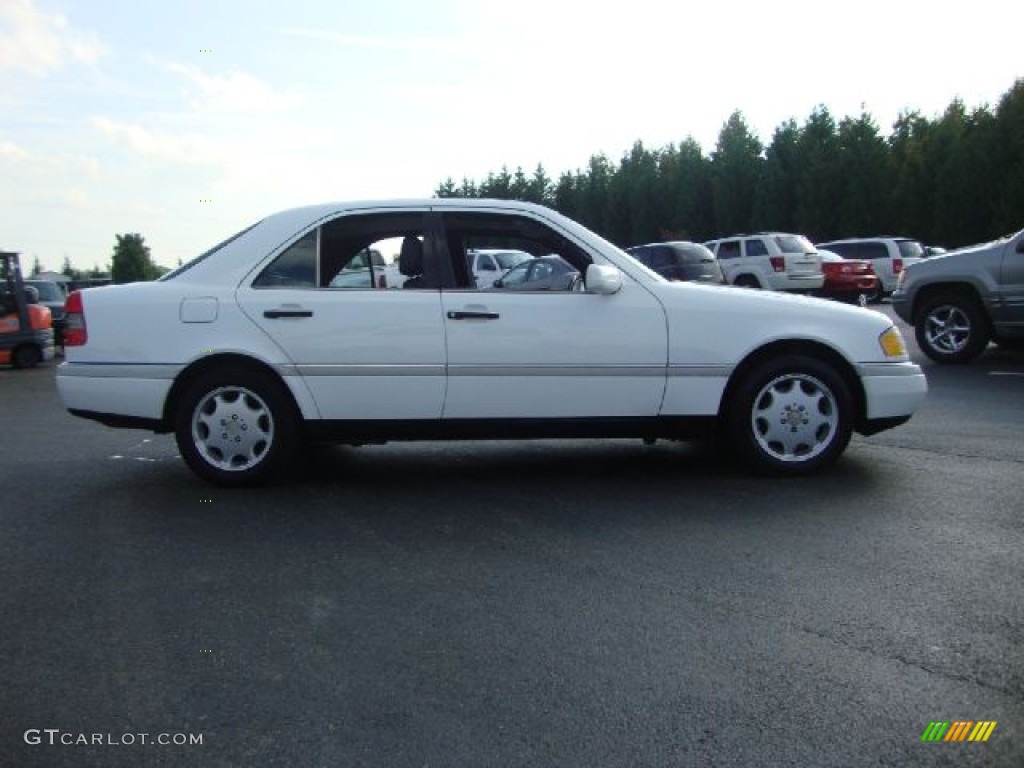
xmin=727 ymin=355 xmax=853 ymax=475
xmin=174 ymin=366 xmax=299 ymax=487
xmin=734 ymin=275 xmax=761 ymax=289
xmin=11 ymin=344 xmax=42 ymax=369
xmin=914 ymin=293 xmax=990 ymax=364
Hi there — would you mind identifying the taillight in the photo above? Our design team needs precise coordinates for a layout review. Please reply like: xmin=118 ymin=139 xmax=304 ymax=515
xmin=770 ymin=256 xmax=785 ymax=272
xmin=893 ymin=258 xmax=903 ymax=274
xmin=377 ymin=273 xmax=387 ymax=289
xmin=63 ymin=290 xmax=87 ymax=346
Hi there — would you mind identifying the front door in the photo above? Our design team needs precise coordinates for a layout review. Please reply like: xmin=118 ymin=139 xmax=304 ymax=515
xmin=436 ymin=209 xmax=668 ymax=420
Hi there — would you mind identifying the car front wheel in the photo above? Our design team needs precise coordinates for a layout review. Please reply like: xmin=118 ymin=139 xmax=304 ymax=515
xmin=915 ymin=294 xmax=990 ymax=364
xmin=727 ymin=356 xmax=853 ymax=475
xmin=175 ymin=366 xmax=298 ymax=487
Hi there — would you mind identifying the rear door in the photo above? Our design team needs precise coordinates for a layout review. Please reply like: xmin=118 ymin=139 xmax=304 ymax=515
xmin=236 ymin=209 xmax=448 ymax=420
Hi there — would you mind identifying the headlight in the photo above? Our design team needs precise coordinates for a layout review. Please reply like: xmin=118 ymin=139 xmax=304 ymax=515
xmin=879 ymin=326 xmax=907 ymax=358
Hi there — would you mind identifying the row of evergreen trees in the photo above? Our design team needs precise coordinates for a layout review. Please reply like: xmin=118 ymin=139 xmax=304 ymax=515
xmin=435 ymin=79 xmax=1024 ymax=250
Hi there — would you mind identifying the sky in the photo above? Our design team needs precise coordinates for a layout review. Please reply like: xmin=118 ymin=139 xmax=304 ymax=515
xmin=2 ymin=0 xmax=1021 ymax=272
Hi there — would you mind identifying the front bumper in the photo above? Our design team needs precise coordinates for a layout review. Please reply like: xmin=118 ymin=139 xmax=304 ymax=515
xmin=857 ymin=361 xmax=927 ymax=427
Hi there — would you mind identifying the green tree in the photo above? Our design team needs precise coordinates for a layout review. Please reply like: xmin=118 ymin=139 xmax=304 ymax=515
xmin=835 ymin=111 xmax=892 ymax=237
xmin=111 ymin=233 xmax=159 ymax=283
xmin=793 ymin=106 xmax=842 ymax=241
xmin=754 ymin=119 xmax=800 ymax=233
xmin=993 ymin=78 xmax=1024 ymax=235
xmin=710 ymin=111 xmax=763 ymax=235
xmin=61 ymin=255 xmax=75 ymax=279
xmin=888 ymin=110 xmax=932 ymax=240
xmin=435 ymin=177 xmax=458 ymax=197
xmin=30 ymin=256 xmax=43 ymax=276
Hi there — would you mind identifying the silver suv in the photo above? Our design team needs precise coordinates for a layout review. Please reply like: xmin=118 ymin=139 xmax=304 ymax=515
xmin=892 ymin=228 xmax=1024 ymax=363
xmin=817 ymin=237 xmax=925 ymax=300
xmin=704 ymin=233 xmax=823 ymax=292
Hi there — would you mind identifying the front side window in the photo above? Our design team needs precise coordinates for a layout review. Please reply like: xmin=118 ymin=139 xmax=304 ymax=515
xmin=441 ymin=212 xmax=591 ymax=291
xmin=718 ymin=241 xmax=741 ymax=260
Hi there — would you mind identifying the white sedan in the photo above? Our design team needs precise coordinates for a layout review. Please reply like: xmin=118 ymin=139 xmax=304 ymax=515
xmin=56 ymin=199 xmax=927 ymax=486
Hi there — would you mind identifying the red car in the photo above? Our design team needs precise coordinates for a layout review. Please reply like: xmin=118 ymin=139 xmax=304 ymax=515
xmin=816 ymin=249 xmax=880 ymax=304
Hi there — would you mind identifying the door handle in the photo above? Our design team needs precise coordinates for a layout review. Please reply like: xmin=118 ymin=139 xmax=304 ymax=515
xmin=264 ymin=309 xmax=313 ymax=319
xmin=447 ymin=310 xmax=499 ymax=320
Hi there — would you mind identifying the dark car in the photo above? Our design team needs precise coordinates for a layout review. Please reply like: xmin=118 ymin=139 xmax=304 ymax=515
xmin=625 ymin=242 xmax=725 ymax=284
xmin=492 ymin=255 xmax=578 ymax=291
xmin=24 ymin=279 xmax=67 ymax=345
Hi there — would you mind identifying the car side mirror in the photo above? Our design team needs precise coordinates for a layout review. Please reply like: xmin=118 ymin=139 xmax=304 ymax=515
xmin=493 ymin=278 xmax=503 ymax=288
xmin=585 ymin=264 xmax=622 ymax=295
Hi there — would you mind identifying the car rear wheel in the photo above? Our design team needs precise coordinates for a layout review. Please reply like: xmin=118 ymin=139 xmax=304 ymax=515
xmin=727 ymin=356 xmax=853 ymax=475
xmin=734 ymin=275 xmax=761 ymax=289
xmin=915 ymin=294 xmax=990 ymax=364
xmin=175 ymin=366 xmax=298 ymax=487
xmin=11 ymin=344 xmax=42 ymax=369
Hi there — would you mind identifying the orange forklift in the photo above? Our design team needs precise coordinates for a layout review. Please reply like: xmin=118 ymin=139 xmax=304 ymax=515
xmin=1 ymin=251 xmax=55 ymax=368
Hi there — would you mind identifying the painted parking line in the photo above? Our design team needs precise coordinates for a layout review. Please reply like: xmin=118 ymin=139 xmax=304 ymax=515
xmin=988 ymin=371 xmax=1024 ymax=377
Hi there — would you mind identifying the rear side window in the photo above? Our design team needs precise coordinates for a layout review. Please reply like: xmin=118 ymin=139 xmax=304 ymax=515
xmin=860 ymin=242 xmax=888 ymax=260
xmin=745 ymin=239 xmax=768 ymax=257
xmin=651 ymin=247 xmax=675 ymax=269
xmin=253 ymin=230 xmax=317 ymax=288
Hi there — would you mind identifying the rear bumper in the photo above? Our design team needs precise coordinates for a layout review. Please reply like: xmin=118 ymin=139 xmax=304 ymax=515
xmin=57 ymin=362 xmax=175 ymax=423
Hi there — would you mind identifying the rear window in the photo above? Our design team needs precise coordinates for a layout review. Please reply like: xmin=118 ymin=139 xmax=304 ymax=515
xmin=25 ymin=281 xmax=65 ymax=302
xmin=896 ymin=240 xmax=925 ymax=259
xmin=773 ymin=235 xmax=815 ymax=253
xmin=669 ymin=244 xmax=716 ymax=264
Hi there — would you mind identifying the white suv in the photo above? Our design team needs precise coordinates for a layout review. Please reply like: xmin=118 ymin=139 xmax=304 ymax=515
xmin=704 ymin=233 xmax=823 ymax=292
xmin=817 ymin=237 xmax=925 ymax=300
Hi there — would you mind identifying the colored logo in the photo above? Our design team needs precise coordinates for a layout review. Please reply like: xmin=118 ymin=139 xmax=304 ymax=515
xmin=921 ymin=721 xmax=997 ymax=742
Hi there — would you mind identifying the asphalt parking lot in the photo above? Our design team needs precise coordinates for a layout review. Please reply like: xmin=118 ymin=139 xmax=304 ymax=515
xmin=1 ymin=305 xmax=1022 ymax=767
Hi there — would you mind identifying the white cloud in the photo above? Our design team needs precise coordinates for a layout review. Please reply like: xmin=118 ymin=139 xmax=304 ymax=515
xmin=0 ymin=0 xmax=107 ymax=76
xmin=150 ymin=57 xmax=305 ymax=113
xmin=91 ymin=117 xmax=224 ymax=166
xmin=282 ymin=28 xmax=475 ymax=57
xmin=0 ymin=139 xmax=29 ymax=161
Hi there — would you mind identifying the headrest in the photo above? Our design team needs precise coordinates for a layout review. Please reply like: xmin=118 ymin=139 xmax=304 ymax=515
xmin=399 ymin=236 xmax=424 ymax=277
